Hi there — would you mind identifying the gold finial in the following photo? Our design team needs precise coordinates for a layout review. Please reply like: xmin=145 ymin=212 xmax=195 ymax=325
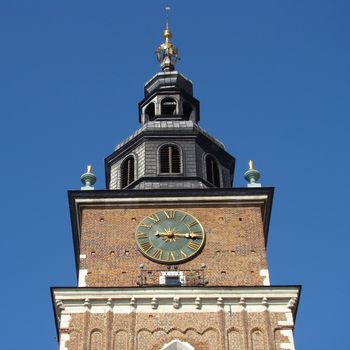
xmin=163 ymin=5 xmax=172 ymax=39
xmin=156 ymin=5 xmax=179 ymax=71
xmin=87 ymin=164 xmax=93 ymax=173
xmin=248 ymin=160 xmax=254 ymax=170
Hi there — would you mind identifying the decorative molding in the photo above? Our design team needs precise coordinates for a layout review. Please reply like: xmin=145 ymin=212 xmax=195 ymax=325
xmin=52 ymin=286 xmax=299 ymax=320
xmin=173 ymin=297 xmax=180 ymax=309
xmin=195 ymin=297 xmax=201 ymax=309
xmin=151 ymin=297 xmax=158 ymax=309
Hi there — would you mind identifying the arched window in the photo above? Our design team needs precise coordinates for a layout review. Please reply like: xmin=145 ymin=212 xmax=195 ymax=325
xmin=206 ymin=155 xmax=220 ymax=187
xmin=121 ymin=156 xmax=135 ymax=188
xmin=161 ymin=97 xmax=177 ymax=116
xmin=161 ymin=340 xmax=194 ymax=350
xmin=145 ymin=102 xmax=155 ymax=121
xmin=159 ymin=145 xmax=181 ymax=174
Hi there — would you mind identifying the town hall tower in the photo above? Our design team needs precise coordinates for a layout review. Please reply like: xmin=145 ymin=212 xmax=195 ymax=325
xmin=52 ymin=12 xmax=300 ymax=350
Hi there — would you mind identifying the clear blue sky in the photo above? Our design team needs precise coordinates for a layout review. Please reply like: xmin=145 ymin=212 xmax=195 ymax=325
xmin=0 ymin=1 xmax=349 ymax=349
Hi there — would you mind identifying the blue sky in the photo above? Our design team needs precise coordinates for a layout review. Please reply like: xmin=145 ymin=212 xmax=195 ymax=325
xmin=0 ymin=1 xmax=349 ymax=349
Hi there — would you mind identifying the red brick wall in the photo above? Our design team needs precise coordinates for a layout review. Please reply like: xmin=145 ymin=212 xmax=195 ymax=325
xmin=64 ymin=310 xmax=289 ymax=350
xmin=79 ymin=205 xmax=268 ymax=287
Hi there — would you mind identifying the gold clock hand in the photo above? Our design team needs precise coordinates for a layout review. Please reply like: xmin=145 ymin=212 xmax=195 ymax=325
xmin=173 ymin=232 xmax=202 ymax=238
xmin=155 ymin=230 xmax=175 ymax=238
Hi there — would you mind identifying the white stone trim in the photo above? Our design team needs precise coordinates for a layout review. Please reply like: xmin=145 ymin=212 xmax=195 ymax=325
xmin=53 ymin=286 xmax=299 ymax=318
xmin=260 ymin=269 xmax=270 ymax=286
xmin=278 ymin=312 xmax=294 ymax=327
xmin=74 ymin=195 xmax=268 ymax=206
xmin=280 ymin=329 xmax=295 ymax=350
xmin=78 ymin=269 xmax=88 ymax=287
xmin=79 ymin=254 xmax=86 ymax=259
xmin=59 ymin=333 xmax=70 ymax=350
xmin=60 ymin=314 xmax=71 ymax=328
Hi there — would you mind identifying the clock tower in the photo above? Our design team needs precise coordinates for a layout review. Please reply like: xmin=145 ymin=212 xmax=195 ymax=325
xmin=52 ymin=13 xmax=300 ymax=350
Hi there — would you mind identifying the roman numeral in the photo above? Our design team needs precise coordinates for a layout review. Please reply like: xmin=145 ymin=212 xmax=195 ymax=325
xmin=152 ymin=249 xmax=163 ymax=260
xmin=140 ymin=241 xmax=152 ymax=252
xmin=164 ymin=210 xmax=176 ymax=219
xmin=139 ymin=222 xmax=152 ymax=229
xmin=188 ymin=221 xmax=198 ymax=227
xmin=180 ymin=214 xmax=187 ymax=222
xmin=179 ymin=250 xmax=187 ymax=258
xmin=148 ymin=214 xmax=160 ymax=223
xmin=136 ymin=232 xmax=148 ymax=238
xmin=167 ymin=251 xmax=175 ymax=262
xmin=187 ymin=241 xmax=200 ymax=250
xmin=191 ymin=231 xmax=203 ymax=237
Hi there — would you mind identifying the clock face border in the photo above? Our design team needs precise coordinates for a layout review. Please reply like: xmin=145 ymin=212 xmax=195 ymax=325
xmin=135 ymin=209 xmax=205 ymax=264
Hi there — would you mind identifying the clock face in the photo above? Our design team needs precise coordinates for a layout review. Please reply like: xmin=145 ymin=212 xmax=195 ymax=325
xmin=135 ymin=210 xmax=205 ymax=264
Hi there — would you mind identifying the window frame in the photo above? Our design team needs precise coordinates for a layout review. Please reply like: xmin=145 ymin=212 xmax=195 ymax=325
xmin=205 ymin=154 xmax=220 ymax=187
xmin=160 ymin=97 xmax=178 ymax=116
xmin=120 ymin=155 xmax=136 ymax=189
xmin=158 ymin=144 xmax=183 ymax=175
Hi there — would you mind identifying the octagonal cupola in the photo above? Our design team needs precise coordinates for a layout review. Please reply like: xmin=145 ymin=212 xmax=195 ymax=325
xmin=105 ymin=13 xmax=235 ymax=190
xmin=139 ymin=71 xmax=200 ymax=124
xmin=138 ymin=15 xmax=199 ymax=125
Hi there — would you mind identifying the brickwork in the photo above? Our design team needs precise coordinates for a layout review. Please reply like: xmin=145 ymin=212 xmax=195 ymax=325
xmin=63 ymin=310 xmax=291 ymax=350
xmin=79 ymin=205 xmax=267 ymax=287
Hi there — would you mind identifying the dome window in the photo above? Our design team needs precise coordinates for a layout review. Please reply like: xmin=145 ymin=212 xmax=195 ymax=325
xmin=161 ymin=97 xmax=177 ymax=116
xmin=121 ymin=156 xmax=135 ymax=188
xmin=159 ymin=145 xmax=181 ymax=174
xmin=145 ymin=102 xmax=155 ymax=121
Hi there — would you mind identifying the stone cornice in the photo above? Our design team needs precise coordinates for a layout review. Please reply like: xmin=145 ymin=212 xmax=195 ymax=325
xmin=52 ymin=285 xmax=300 ymax=322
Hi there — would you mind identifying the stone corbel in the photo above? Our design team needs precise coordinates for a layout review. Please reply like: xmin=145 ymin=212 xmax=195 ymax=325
xmin=84 ymin=298 xmax=91 ymax=310
xmin=173 ymin=297 xmax=180 ymax=309
xmin=151 ymin=297 xmax=158 ymax=309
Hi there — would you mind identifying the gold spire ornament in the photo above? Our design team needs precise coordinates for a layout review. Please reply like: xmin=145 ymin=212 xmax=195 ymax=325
xmin=156 ymin=5 xmax=179 ymax=71
xmin=248 ymin=160 xmax=254 ymax=170
xmin=244 ymin=160 xmax=261 ymax=188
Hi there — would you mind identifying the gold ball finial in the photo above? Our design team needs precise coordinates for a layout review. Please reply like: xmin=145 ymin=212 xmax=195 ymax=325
xmin=163 ymin=28 xmax=172 ymax=40
xmin=163 ymin=5 xmax=172 ymax=40
xmin=155 ymin=5 xmax=179 ymax=71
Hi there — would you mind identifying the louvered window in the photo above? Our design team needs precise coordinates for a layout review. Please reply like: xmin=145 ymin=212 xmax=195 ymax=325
xmin=159 ymin=145 xmax=181 ymax=174
xmin=206 ymin=155 xmax=220 ymax=187
xmin=121 ymin=156 xmax=135 ymax=188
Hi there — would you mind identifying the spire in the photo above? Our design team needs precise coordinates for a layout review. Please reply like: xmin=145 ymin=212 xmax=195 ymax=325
xmin=155 ymin=5 xmax=179 ymax=72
